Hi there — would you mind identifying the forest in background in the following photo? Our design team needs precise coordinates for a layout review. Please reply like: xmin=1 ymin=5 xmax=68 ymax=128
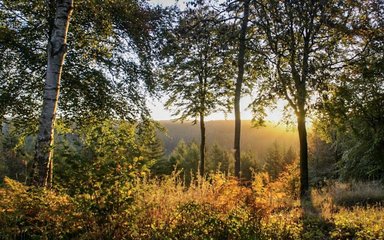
xmin=0 ymin=0 xmax=383 ymax=239
xmin=158 ymin=120 xmax=298 ymax=154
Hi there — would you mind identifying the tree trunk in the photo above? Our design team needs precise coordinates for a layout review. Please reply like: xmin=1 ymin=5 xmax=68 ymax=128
xmin=47 ymin=157 xmax=53 ymax=188
xmin=30 ymin=0 xmax=73 ymax=187
xmin=297 ymin=111 xmax=309 ymax=198
xmin=234 ymin=0 xmax=250 ymax=179
xmin=0 ymin=118 xmax=3 ymax=162
xmin=298 ymin=31 xmax=310 ymax=199
xmin=199 ymin=113 xmax=206 ymax=177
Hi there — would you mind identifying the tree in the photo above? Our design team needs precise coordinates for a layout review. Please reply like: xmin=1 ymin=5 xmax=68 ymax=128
xmin=1 ymin=0 xmax=165 ymax=186
xmin=233 ymin=0 xmax=250 ymax=179
xmin=309 ymin=0 xmax=384 ymax=181
xmin=264 ymin=142 xmax=283 ymax=180
xmin=240 ymin=151 xmax=259 ymax=180
xmin=317 ymin=0 xmax=384 ymax=180
xmin=0 ymin=123 xmax=31 ymax=183
xmin=0 ymin=0 xmax=164 ymax=128
xmin=264 ymin=143 xmax=297 ymax=180
xmin=308 ymin=122 xmax=339 ymax=183
xmin=52 ymin=119 xmax=156 ymax=230
xmin=222 ymin=0 xmax=263 ymax=178
xmin=252 ymin=0 xmax=350 ymax=198
xmin=143 ymin=136 xmax=165 ymax=165
xmin=206 ymin=143 xmax=231 ymax=174
xmin=0 ymin=0 xmax=46 ymax=130
xmin=160 ymin=4 xmax=235 ymax=177
xmin=30 ymin=0 xmax=74 ymax=187
xmin=168 ymin=140 xmax=200 ymax=183
xmin=137 ymin=120 xmax=165 ymax=167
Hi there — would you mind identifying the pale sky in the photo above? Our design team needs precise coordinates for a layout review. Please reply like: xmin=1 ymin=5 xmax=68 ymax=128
xmin=149 ymin=0 xmax=183 ymax=7
xmin=148 ymin=96 xmax=287 ymax=122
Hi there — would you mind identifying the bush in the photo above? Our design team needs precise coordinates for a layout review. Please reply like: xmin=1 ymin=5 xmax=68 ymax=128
xmin=330 ymin=206 xmax=384 ymax=240
xmin=0 ymin=177 xmax=80 ymax=239
xmin=252 ymin=159 xmax=300 ymax=212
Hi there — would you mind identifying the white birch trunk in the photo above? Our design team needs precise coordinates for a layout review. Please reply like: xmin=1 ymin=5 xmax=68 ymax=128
xmin=31 ymin=0 xmax=73 ymax=187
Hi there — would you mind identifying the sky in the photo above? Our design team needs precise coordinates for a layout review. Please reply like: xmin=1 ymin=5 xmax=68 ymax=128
xmin=149 ymin=0 xmax=183 ymax=8
xmin=148 ymin=96 xmax=287 ymax=122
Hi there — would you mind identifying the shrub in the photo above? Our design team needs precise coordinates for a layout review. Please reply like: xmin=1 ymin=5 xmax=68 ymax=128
xmin=0 ymin=177 xmax=81 ymax=239
xmin=252 ymin=159 xmax=300 ymax=212
xmin=330 ymin=206 xmax=384 ymax=240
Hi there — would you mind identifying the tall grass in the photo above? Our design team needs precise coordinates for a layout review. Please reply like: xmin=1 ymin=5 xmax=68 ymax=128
xmin=328 ymin=181 xmax=384 ymax=207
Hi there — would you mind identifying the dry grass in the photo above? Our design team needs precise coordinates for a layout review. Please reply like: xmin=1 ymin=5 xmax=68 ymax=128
xmin=330 ymin=181 xmax=384 ymax=207
xmin=132 ymin=172 xmax=258 ymax=225
xmin=311 ymin=180 xmax=384 ymax=216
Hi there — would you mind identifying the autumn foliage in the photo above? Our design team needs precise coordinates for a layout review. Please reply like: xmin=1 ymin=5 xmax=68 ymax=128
xmin=1 ymin=165 xmax=384 ymax=239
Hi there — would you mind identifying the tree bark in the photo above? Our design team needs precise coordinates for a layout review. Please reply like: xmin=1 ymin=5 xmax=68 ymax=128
xmin=0 ymin=118 xmax=3 ymax=162
xmin=234 ymin=0 xmax=250 ymax=179
xmin=47 ymin=157 xmax=53 ymax=188
xmin=298 ymin=31 xmax=310 ymax=199
xmin=199 ymin=113 xmax=205 ymax=177
xmin=297 ymin=110 xmax=309 ymax=198
xmin=30 ymin=0 xmax=73 ymax=187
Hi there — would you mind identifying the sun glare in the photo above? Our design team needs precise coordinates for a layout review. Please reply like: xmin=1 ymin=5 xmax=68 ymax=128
xmin=149 ymin=97 xmax=288 ymax=123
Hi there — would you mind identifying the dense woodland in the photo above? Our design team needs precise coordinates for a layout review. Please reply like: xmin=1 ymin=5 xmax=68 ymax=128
xmin=0 ymin=0 xmax=383 ymax=239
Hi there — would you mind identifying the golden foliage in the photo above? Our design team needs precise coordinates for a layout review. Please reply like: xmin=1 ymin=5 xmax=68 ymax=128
xmin=1 ymin=172 xmax=384 ymax=239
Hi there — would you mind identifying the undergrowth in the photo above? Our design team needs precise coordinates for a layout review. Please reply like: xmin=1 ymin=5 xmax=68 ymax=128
xmin=1 ymin=169 xmax=384 ymax=239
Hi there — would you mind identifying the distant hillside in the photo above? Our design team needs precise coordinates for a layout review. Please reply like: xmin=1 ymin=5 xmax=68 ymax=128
xmin=157 ymin=120 xmax=299 ymax=157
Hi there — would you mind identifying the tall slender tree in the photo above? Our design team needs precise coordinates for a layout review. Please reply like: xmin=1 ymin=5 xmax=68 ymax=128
xmin=233 ymin=0 xmax=250 ymax=179
xmin=252 ymin=0 xmax=353 ymax=198
xmin=160 ymin=4 xmax=235 ymax=177
xmin=31 ymin=0 xmax=74 ymax=187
